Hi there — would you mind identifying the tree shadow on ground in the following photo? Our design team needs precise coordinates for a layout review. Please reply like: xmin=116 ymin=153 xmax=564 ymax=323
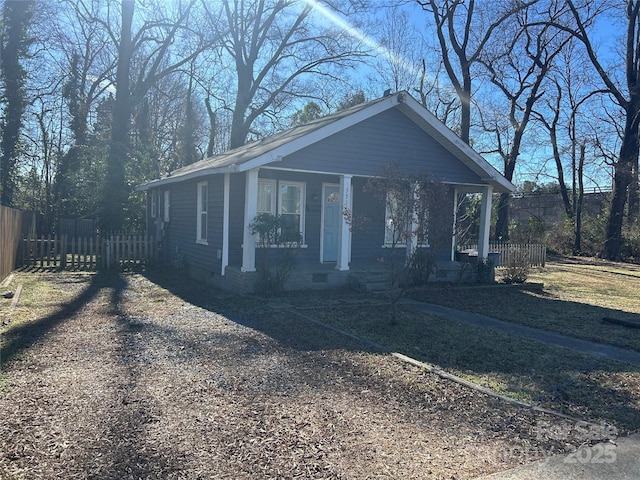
xmin=3 ymin=270 xmax=597 ymax=479
xmin=409 ymin=282 xmax=640 ymax=352
xmin=142 ymin=269 xmax=383 ymax=354
xmin=3 ymin=270 xmax=187 ymax=479
xmin=1 ymin=269 xmax=118 ymax=367
xmin=97 ymin=273 xmax=187 ymax=480
xmin=144 ymin=269 xmax=640 ymax=434
xmin=384 ymin=287 xmax=640 ymax=433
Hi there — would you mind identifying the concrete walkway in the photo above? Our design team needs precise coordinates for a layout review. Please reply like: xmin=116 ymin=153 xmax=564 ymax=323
xmin=476 ymin=434 xmax=640 ymax=479
xmin=400 ymin=299 xmax=640 ymax=367
xmin=398 ymin=299 xmax=640 ymax=479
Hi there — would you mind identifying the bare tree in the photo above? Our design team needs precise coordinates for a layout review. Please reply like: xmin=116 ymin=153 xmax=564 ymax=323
xmin=362 ymin=163 xmax=452 ymax=322
xmin=480 ymin=2 xmax=572 ymax=240
xmin=54 ymin=0 xmax=116 ymax=218
xmin=202 ymin=0 xmax=369 ymax=149
xmin=551 ymin=0 xmax=640 ymax=259
xmin=533 ymin=41 xmax=609 ymax=253
xmin=100 ymin=0 xmax=133 ymax=231
xmin=101 ymin=0 xmax=207 ymax=231
xmin=368 ymin=5 xmax=424 ymax=93
xmin=417 ymin=0 xmax=535 ymax=145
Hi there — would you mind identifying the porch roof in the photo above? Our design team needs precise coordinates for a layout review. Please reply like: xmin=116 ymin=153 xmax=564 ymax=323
xmin=136 ymin=92 xmax=515 ymax=193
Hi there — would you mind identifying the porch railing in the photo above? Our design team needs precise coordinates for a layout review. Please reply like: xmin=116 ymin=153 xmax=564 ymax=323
xmin=458 ymin=242 xmax=546 ymax=267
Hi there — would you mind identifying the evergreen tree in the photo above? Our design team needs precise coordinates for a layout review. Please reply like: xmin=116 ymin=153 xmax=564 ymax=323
xmin=0 ymin=0 xmax=34 ymax=206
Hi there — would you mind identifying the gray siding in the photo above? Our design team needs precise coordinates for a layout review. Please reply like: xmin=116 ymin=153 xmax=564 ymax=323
xmin=350 ymin=177 xmax=388 ymax=265
xmin=154 ymin=106 xmax=465 ymax=279
xmin=349 ymin=177 xmax=454 ymax=265
xmin=277 ymin=108 xmax=482 ymax=183
xmin=165 ymin=176 xmax=223 ymax=274
xmin=256 ymin=170 xmax=340 ymax=268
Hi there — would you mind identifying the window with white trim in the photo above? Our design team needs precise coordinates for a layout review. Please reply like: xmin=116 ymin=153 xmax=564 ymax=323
xmin=257 ymin=179 xmax=276 ymax=214
xmin=384 ymin=191 xmax=407 ymax=246
xmin=279 ymin=181 xmax=305 ymax=243
xmin=255 ymin=179 xmax=306 ymax=244
xmin=163 ymin=190 xmax=170 ymax=222
xmin=384 ymin=183 xmax=430 ymax=247
xmin=196 ymin=182 xmax=208 ymax=244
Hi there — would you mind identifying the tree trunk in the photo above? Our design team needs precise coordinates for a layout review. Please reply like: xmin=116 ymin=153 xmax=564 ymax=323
xmin=459 ymin=70 xmax=472 ymax=145
xmin=205 ymin=96 xmax=216 ymax=157
xmin=495 ymin=151 xmax=518 ymax=240
xmin=550 ymin=121 xmax=574 ymax=219
xmin=102 ymin=0 xmax=133 ymax=232
xmin=628 ymin=158 xmax=639 ymax=224
xmin=603 ymin=101 xmax=640 ymax=260
xmin=574 ymin=144 xmax=585 ymax=254
xmin=230 ymin=74 xmax=252 ymax=149
xmin=494 ymin=192 xmax=510 ymax=241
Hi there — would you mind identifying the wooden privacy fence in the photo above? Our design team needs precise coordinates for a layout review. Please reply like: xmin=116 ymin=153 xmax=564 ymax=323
xmin=1 ymin=205 xmax=24 ymax=282
xmin=458 ymin=243 xmax=546 ymax=267
xmin=20 ymin=234 xmax=157 ymax=270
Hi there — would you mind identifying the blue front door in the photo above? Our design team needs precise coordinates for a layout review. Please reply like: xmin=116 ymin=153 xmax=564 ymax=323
xmin=322 ymin=185 xmax=340 ymax=262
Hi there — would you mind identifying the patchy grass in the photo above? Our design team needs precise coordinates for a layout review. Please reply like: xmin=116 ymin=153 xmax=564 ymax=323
xmin=1 ymin=271 xmax=574 ymax=480
xmin=1 ymin=271 xmax=107 ymax=367
xmin=309 ymin=302 xmax=640 ymax=433
xmin=406 ymin=256 xmax=640 ymax=351
xmin=279 ymin=256 xmax=640 ymax=433
xmin=1 ymin=272 xmax=81 ymax=327
xmin=1 ymin=259 xmax=639 ymax=479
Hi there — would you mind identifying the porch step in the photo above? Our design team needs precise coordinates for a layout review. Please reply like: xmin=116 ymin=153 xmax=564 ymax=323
xmin=348 ymin=270 xmax=392 ymax=292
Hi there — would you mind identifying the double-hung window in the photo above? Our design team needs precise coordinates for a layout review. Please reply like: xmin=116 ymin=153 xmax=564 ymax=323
xmin=255 ymin=179 xmax=305 ymax=244
xmin=196 ymin=181 xmax=208 ymax=244
xmin=384 ymin=183 xmax=429 ymax=248
xmin=384 ymin=190 xmax=408 ymax=247
xmin=257 ymin=179 xmax=276 ymax=214
xmin=279 ymin=181 xmax=305 ymax=243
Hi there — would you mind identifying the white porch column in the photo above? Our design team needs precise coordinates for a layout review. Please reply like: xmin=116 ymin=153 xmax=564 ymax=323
xmin=336 ymin=174 xmax=352 ymax=271
xmin=451 ymin=188 xmax=459 ymax=261
xmin=478 ymin=185 xmax=493 ymax=259
xmin=406 ymin=181 xmax=419 ymax=264
xmin=242 ymin=168 xmax=259 ymax=272
xmin=221 ymin=173 xmax=230 ymax=275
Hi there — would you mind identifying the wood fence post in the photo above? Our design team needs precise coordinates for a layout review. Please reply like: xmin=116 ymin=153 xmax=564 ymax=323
xmin=61 ymin=235 xmax=67 ymax=269
xmin=107 ymin=237 xmax=112 ymax=269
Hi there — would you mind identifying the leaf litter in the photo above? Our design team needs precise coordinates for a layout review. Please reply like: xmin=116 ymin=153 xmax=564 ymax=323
xmin=0 ymin=272 xmax=591 ymax=479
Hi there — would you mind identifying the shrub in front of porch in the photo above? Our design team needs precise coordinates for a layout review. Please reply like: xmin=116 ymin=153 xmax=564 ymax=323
xmin=249 ymin=213 xmax=301 ymax=296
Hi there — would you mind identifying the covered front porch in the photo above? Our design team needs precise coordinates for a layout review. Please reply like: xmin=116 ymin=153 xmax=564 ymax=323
xmin=235 ymin=168 xmax=496 ymax=276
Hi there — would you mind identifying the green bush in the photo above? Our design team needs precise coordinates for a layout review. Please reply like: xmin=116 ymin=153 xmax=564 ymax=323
xmin=249 ymin=213 xmax=301 ymax=296
xmin=542 ymin=212 xmax=608 ymax=257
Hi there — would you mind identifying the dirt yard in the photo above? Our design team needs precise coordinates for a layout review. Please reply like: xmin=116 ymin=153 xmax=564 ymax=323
xmin=0 ymin=271 xmax=590 ymax=479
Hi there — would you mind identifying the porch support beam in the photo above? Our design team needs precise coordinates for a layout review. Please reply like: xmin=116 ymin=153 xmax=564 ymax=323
xmin=478 ymin=185 xmax=493 ymax=259
xmin=336 ymin=174 xmax=352 ymax=271
xmin=221 ymin=173 xmax=230 ymax=275
xmin=451 ymin=188 xmax=458 ymax=261
xmin=406 ymin=181 xmax=419 ymax=265
xmin=242 ymin=168 xmax=259 ymax=272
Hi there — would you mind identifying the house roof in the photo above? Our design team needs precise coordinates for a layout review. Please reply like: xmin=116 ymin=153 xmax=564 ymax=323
xmin=137 ymin=92 xmax=515 ymax=193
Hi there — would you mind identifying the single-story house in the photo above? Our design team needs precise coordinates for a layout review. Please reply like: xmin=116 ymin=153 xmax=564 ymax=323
xmin=137 ymin=91 xmax=514 ymax=292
